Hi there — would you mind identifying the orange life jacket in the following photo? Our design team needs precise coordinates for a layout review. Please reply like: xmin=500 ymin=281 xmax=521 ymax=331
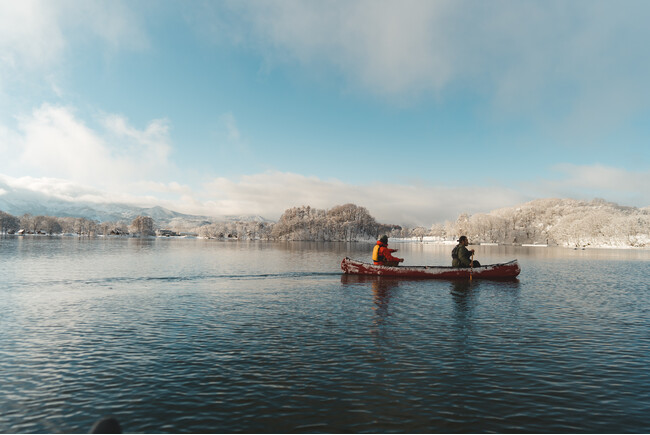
xmin=372 ymin=241 xmax=387 ymax=264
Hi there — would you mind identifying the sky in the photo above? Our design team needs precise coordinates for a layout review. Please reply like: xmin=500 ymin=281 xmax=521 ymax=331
xmin=1 ymin=0 xmax=649 ymax=226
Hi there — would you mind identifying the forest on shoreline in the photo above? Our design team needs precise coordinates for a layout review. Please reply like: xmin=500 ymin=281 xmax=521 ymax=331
xmin=1 ymin=198 xmax=649 ymax=248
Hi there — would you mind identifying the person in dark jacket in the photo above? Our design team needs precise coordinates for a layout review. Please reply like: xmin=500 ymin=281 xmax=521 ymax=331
xmin=451 ymin=236 xmax=480 ymax=267
xmin=373 ymin=235 xmax=404 ymax=266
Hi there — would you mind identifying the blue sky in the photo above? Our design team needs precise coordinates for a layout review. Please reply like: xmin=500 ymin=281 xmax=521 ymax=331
xmin=1 ymin=0 xmax=649 ymax=226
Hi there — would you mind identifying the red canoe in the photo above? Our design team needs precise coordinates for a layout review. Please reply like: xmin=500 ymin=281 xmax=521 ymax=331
xmin=340 ymin=257 xmax=520 ymax=280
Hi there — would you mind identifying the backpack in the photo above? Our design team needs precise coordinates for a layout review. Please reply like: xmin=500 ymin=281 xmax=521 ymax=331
xmin=451 ymin=245 xmax=459 ymax=259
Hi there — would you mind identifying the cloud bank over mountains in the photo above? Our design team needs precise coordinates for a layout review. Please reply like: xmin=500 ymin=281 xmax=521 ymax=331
xmin=2 ymin=164 xmax=648 ymax=228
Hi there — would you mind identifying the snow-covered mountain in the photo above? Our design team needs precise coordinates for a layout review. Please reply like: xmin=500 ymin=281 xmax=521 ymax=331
xmin=0 ymin=182 xmax=270 ymax=227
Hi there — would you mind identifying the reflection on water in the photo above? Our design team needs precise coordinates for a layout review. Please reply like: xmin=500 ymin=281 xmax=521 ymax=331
xmin=450 ymin=279 xmax=476 ymax=313
xmin=370 ymin=277 xmax=397 ymax=326
xmin=1 ymin=238 xmax=649 ymax=433
xmin=449 ymin=279 xmax=520 ymax=312
xmin=341 ymin=274 xmax=401 ymax=328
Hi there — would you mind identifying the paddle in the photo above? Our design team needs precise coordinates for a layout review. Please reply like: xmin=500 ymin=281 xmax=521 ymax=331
xmin=469 ymin=252 xmax=474 ymax=281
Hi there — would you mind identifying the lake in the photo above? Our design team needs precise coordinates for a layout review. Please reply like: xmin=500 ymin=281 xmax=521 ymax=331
xmin=1 ymin=237 xmax=649 ymax=433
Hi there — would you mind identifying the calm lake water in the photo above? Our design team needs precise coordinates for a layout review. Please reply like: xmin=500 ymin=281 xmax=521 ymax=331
xmin=1 ymin=237 xmax=649 ymax=433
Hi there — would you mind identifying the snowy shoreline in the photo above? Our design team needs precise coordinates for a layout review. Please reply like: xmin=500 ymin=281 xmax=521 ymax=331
xmin=387 ymin=236 xmax=649 ymax=250
xmin=3 ymin=232 xmax=648 ymax=250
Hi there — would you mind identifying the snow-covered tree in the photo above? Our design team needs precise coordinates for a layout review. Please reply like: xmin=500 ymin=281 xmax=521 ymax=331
xmin=0 ymin=211 xmax=20 ymax=234
xmin=271 ymin=203 xmax=381 ymax=241
xmin=41 ymin=216 xmax=63 ymax=235
xmin=20 ymin=214 xmax=35 ymax=233
xmin=459 ymin=198 xmax=649 ymax=247
xmin=130 ymin=216 xmax=155 ymax=236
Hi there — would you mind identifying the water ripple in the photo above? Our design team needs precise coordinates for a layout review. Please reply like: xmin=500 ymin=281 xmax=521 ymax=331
xmin=1 ymin=239 xmax=649 ymax=432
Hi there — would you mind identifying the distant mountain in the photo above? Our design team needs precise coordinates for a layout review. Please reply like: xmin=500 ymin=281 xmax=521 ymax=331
xmin=0 ymin=182 xmax=271 ymax=227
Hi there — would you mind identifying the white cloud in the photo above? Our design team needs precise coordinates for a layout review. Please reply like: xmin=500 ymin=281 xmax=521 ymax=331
xmin=0 ymin=0 xmax=148 ymax=89
xmin=0 ymin=1 xmax=65 ymax=70
xmin=191 ymin=1 xmax=650 ymax=137
xmin=69 ymin=0 xmax=149 ymax=51
xmin=0 ymin=174 xmax=172 ymax=213
xmin=133 ymin=181 xmax=193 ymax=196
xmin=251 ymin=1 xmax=454 ymax=97
xmin=198 ymin=171 xmax=526 ymax=225
xmin=541 ymin=164 xmax=650 ymax=206
xmin=1 ymin=168 xmax=526 ymax=226
xmin=0 ymin=174 xmax=100 ymax=201
xmin=101 ymin=113 xmax=173 ymax=173
xmin=193 ymin=0 xmax=454 ymax=98
xmin=167 ymin=166 xmax=650 ymax=225
xmin=15 ymin=104 xmax=114 ymax=184
xmin=3 ymin=104 xmax=174 ymax=192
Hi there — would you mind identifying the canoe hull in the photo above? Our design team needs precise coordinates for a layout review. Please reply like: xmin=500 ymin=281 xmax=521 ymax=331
xmin=340 ymin=257 xmax=520 ymax=280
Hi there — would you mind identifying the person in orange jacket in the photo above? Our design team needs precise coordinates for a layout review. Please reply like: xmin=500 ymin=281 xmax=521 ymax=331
xmin=372 ymin=235 xmax=404 ymax=266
